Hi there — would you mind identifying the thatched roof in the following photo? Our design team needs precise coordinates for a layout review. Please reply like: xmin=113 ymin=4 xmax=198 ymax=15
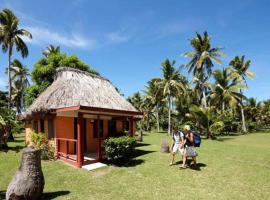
xmin=24 ymin=67 xmax=140 ymax=117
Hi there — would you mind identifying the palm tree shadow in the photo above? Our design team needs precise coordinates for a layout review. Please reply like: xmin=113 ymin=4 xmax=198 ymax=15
xmin=42 ymin=191 xmax=70 ymax=199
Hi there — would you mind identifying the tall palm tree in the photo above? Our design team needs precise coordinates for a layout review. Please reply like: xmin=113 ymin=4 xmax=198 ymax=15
xmin=229 ymin=55 xmax=254 ymax=133
xmin=10 ymin=59 xmax=30 ymax=113
xmin=184 ymin=31 xmax=224 ymax=108
xmin=42 ymin=44 xmax=60 ymax=57
xmin=211 ymin=68 xmax=246 ymax=112
xmin=155 ymin=59 xmax=186 ymax=134
xmin=143 ymin=79 xmax=164 ymax=132
xmin=0 ymin=9 xmax=32 ymax=109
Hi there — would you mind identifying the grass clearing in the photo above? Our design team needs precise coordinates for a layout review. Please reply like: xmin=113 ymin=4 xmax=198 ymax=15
xmin=1 ymin=132 xmax=270 ymax=200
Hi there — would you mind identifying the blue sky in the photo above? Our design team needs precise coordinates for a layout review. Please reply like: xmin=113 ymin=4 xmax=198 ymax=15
xmin=0 ymin=0 xmax=269 ymax=101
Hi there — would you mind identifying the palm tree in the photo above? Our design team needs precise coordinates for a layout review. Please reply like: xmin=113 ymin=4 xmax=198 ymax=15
xmin=143 ymin=79 xmax=164 ymax=132
xmin=211 ymin=68 xmax=246 ymax=112
xmin=155 ymin=59 xmax=186 ymax=134
xmin=229 ymin=56 xmax=254 ymax=133
xmin=184 ymin=31 xmax=224 ymax=108
xmin=186 ymin=105 xmax=224 ymax=139
xmin=42 ymin=45 xmax=60 ymax=57
xmin=0 ymin=9 xmax=32 ymax=108
xmin=10 ymin=59 xmax=30 ymax=113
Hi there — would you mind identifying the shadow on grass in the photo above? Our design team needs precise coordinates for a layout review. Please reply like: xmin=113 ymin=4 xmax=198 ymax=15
xmin=42 ymin=191 xmax=70 ymax=200
xmin=0 ymin=190 xmax=70 ymax=200
xmin=215 ymin=137 xmax=236 ymax=142
xmin=0 ymin=190 xmax=5 ymax=199
xmin=135 ymin=143 xmax=150 ymax=147
xmin=175 ymin=160 xmax=207 ymax=171
xmin=1 ymin=145 xmax=25 ymax=153
xmin=105 ymin=148 xmax=155 ymax=168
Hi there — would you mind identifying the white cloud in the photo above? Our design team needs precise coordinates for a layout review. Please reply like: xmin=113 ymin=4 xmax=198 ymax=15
xmin=105 ymin=31 xmax=130 ymax=44
xmin=23 ymin=26 xmax=97 ymax=49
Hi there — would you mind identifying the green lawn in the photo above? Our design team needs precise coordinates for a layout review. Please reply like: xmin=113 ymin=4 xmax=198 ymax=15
xmin=1 ymin=132 xmax=270 ymax=200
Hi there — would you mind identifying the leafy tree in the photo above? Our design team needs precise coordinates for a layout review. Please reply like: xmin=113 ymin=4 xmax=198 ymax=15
xmin=211 ymin=68 xmax=246 ymax=111
xmin=0 ymin=9 xmax=32 ymax=108
xmin=186 ymin=105 xmax=224 ymax=139
xmin=25 ymin=51 xmax=99 ymax=106
xmin=155 ymin=59 xmax=186 ymax=134
xmin=143 ymin=79 xmax=165 ymax=132
xmin=42 ymin=44 xmax=60 ymax=57
xmin=229 ymin=55 xmax=254 ymax=133
xmin=9 ymin=59 xmax=30 ymax=113
xmin=184 ymin=31 xmax=224 ymax=108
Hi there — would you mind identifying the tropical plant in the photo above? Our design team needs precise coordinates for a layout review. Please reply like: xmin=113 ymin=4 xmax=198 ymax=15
xmin=24 ymin=51 xmax=99 ymax=106
xmin=186 ymin=105 xmax=224 ymax=139
xmin=184 ymin=31 xmax=224 ymax=108
xmin=0 ymin=9 xmax=32 ymax=108
xmin=9 ymin=59 xmax=30 ymax=113
xmin=42 ymin=44 xmax=60 ymax=57
xmin=229 ymin=55 xmax=254 ymax=133
xmin=211 ymin=67 xmax=246 ymax=111
xmin=155 ymin=59 xmax=186 ymax=134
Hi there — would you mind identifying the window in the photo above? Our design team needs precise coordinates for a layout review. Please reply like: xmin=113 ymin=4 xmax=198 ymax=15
xmin=40 ymin=119 xmax=45 ymax=133
xmin=94 ymin=120 xmax=103 ymax=138
xmin=48 ymin=119 xmax=54 ymax=139
xmin=108 ymin=120 xmax=116 ymax=137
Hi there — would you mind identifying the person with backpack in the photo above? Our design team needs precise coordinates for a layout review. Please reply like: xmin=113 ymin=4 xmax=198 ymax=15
xmin=180 ymin=125 xmax=198 ymax=169
xmin=169 ymin=126 xmax=185 ymax=166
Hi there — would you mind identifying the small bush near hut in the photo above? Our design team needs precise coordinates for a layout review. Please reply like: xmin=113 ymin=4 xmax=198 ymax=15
xmin=104 ymin=136 xmax=136 ymax=163
xmin=31 ymin=132 xmax=55 ymax=160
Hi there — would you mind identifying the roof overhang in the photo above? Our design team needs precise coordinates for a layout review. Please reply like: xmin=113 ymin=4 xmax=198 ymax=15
xmin=55 ymin=105 xmax=143 ymax=117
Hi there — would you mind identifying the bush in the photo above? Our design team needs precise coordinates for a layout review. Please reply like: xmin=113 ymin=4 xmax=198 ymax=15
xmin=104 ymin=136 xmax=136 ymax=163
xmin=31 ymin=132 xmax=55 ymax=160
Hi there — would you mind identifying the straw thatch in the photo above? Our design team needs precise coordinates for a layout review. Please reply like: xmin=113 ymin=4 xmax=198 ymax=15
xmin=24 ymin=67 xmax=139 ymax=117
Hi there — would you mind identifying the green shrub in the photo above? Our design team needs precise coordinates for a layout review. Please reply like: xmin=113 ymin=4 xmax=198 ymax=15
xmin=31 ymin=132 xmax=55 ymax=160
xmin=104 ymin=136 xmax=136 ymax=163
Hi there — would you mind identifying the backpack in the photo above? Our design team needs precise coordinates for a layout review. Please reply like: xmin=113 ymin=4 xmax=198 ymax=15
xmin=192 ymin=131 xmax=201 ymax=147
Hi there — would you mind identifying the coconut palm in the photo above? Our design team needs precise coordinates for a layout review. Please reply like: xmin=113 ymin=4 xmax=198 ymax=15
xmin=186 ymin=105 xmax=224 ymax=139
xmin=211 ymin=68 xmax=246 ymax=111
xmin=42 ymin=45 xmax=60 ymax=57
xmin=0 ymin=9 xmax=32 ymax=108
xmin=155 ymin=59 xmax=186 ymax=134
xmin=229 ymin=55 xmax=254 ymax=133
xmin=184 ymin=31 xmax=224 ymax=108
xmin=10 ymin=59 xmax=30 ymax=113
xmin=143 ymin=79 xmax=165 ymax=132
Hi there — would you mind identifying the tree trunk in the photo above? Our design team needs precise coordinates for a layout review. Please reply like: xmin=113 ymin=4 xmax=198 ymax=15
xmin=168 ymin=96 xmax=171 ymax=135
xmin=156 ymin=105 xmax=160 ymax=132
xmin=222 ymin=101 xmax=225 ymax=112
xmin=8 ymin=46 xmax=13 ymax=109
xmin=240 ymin=105 xmax=247 ymax=133
xmin=6 ymin=147 xmax=44 ymax=200
xmin=239 ymin=89 xmax=247 ymax=133
xmin=202 ymin=88 xmax=207 ymax=108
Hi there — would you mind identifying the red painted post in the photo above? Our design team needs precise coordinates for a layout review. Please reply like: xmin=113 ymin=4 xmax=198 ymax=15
xmin=77 ymin=112 xmax=83 ymax=168
xmin=97 ymin=115 xmax=102 ymax=161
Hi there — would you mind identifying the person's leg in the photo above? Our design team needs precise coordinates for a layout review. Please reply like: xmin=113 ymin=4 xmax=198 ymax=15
xmin=169 ymin=153 xmax=175 ymax=166
xmin=181 ymin=148 xmax=187 ymax=168
xmin=192 ymin=156 xmax=197 ymax=166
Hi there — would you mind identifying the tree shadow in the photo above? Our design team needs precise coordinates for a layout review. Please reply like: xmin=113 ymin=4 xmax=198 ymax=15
xmin=0 ymin=190 xmax=5 ymax=199
xmin=135 ymin=143 xmax=150 ymax=147
xmin=105 ymin=148 xmax=155 ymax=168
xmin=215 ymin=137 xmax=236 ymax=142
xmin=1 ymin=145 xmax=25 ymax=153
xmin=42 ymin=191 xmax=70 ymax=199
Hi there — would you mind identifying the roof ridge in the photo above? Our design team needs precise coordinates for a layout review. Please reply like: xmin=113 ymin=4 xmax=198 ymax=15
xmin=56 ymin=67 xmax=110 ymax=82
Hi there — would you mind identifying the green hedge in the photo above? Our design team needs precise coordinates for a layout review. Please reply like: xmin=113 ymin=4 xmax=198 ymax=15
xmin=104 ymin=136 xmax=136 ymax=163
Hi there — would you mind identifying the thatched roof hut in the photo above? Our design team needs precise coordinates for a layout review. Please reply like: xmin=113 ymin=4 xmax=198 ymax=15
xmin=24 ymin=67 xmax=140 ymax=118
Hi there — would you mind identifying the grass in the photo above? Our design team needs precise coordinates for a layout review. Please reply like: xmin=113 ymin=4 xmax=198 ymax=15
xmin=1 ymin=132 xmax=270 ymax=200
